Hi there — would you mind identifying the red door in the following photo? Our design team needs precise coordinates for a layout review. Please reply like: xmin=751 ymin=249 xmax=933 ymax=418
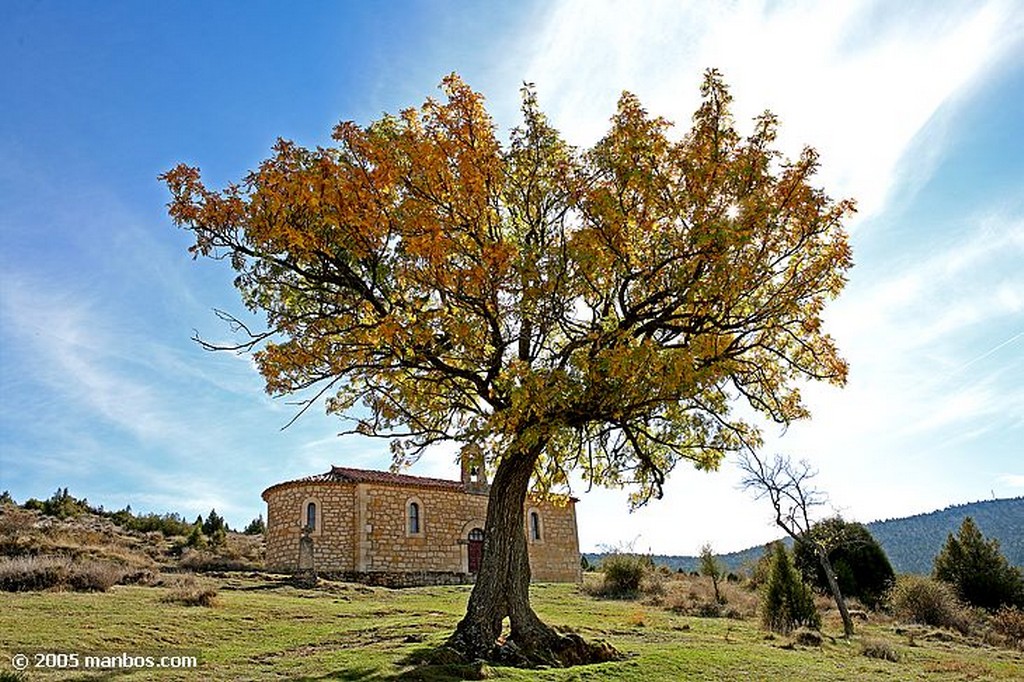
xmin=467 ymin=528 xmax=485 ymax=573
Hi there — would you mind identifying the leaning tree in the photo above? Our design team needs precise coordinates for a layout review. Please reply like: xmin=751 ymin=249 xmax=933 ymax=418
xmin=162 ymin=70 xmax=854 ymax=666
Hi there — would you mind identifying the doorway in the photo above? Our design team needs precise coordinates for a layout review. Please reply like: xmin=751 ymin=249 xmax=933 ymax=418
xmin=467 ymin=527 xmax=484 ymax=573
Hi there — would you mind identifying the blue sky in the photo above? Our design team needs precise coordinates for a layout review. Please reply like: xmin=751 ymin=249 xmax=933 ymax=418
xmin=2 ymin=1 xmax=1022 ymax=554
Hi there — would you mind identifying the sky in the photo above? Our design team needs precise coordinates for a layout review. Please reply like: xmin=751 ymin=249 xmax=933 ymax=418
xmin=1 ymin=1 xmax=1022 ymax=555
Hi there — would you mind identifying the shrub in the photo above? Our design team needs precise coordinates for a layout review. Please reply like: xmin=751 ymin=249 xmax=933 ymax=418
xmin=793 ymin=517 xmax=895 ymax=610
xmin=890 ymin=575 xmax=969 ymax=632
xmin=0 ymin=556 xmax=69 ymax=591
xmin=760 ymin=542 xmax=820 ymax=634
xmin=861 ymin=638 xmax=901 ymax=662
xmin=163 ymin=584 xmax=218 ymax=607
xmin=0 ymin=556 xmax=125 ymax=592
xmin=595 ymin=552 xmax=649 ymax=598
xmin=66 ymin=560 xmax=126 ymax=592
xmin=991 ymin=605 xmax=1024 ymax=648
xmin=934 ymin=517 xmax=1024 ymax=611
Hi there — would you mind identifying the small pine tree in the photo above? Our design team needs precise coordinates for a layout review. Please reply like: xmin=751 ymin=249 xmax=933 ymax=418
xmin=0 ymin=490 xmax=14 ymax=506
xmin=210 ymin=526 xmax=227 ymax=547
xmin=185 ymin=522 xmax=208 ymax=550
xmin=761 ymin=542 xmax=821 ymax=634
xmin=934 ymin=517 xmax=1024 ymax=610
xmin=243 ymin=514 xmax=266 ymax=535
xmin=699 ymin=543 xmax=726 ymax=604
xmin=202 ymin=508 xmax=227 ymax=536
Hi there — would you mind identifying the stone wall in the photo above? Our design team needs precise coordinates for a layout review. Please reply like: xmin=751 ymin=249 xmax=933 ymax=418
xmin=524 ymin=496 xmax=583 ymax=583
xmin=264 ymin=482 xmax=357 ymax=572
xmin=264 ymin=479 xmax=581 ymax=584
xmin=358 ymin=483 xmax=487 ymax=573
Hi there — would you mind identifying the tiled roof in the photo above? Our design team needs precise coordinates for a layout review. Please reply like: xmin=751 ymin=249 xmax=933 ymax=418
xmin=262 ymin=466 xmax=464 ymax=498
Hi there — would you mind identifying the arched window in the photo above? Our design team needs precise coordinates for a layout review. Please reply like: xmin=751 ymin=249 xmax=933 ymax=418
xmin=406 ymin=496 xmax=424 ymax=537
xmin=300 ymin=496 xmax=322 ymax=536
xmin=305 ymin=501 xmax=317 ymax=531
xmin=530 ymin=510 xmax=542 ymax=541
xmin=408 ymin=502 xmax=420 ymax=534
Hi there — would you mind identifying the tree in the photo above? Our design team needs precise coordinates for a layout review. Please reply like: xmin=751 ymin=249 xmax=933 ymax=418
xmin=201 ymin=508 xmax=227 ymax=537
xmin=739 ymin=452 xmax=855 ymax=637
xmin=934 ymin=517 xmax=1024 ymax=610
xmin=793 ymin=517 xmax=894 ymax=610
xmin=699 ymin=543 xmax=726 ymax=604
xmin=761 ymin=541 xmax=820 ymax=634
xmin=162 ymin=70 xmax=853 ymax=665
xmin=244 ymin=514 xmax=267 ymax=535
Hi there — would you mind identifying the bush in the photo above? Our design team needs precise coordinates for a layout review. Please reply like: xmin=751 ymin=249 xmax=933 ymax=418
xmin=66 ymin=560 xmax=126 ymax=592
xmin=162 ymin=575 xmax=218 ymax=607
xmin=934 ymin=517 xmax=1024 ymax=611
xmin=760 ymin=542 xmax=820 ymax=634
xmin=0 ymin=556 xmax=125 ymax=592
xmin=0 ymin=556 xmax=69 ymax=591
xmin=793 ymin=517 xmax=895 ymax=610
xmin=599 ymin=552 xmax=648 ymax=598
xmin=991 ymin=605 xmax=1024 ymax=648
xmin=890 ymin=575 xmax=969 ymax=632
xmin=861 ymin=638 xmax=901 ymax=662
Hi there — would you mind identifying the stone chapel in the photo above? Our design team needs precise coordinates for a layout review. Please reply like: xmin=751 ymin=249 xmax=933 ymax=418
xmin=261 ymin=445 xmax=582 ymax=587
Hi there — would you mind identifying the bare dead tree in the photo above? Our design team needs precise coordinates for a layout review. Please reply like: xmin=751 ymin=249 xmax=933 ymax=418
xmin=738 ymin=451 xmax=855 ymax=637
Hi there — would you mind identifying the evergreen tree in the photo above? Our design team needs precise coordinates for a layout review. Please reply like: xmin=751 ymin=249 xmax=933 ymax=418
xmin=793 ymin=517 xmax=895 ymax=610
xmin=243 ymin=514 xmax=266 ymax=535
xmin=202 ymin=508 xmax=227 ymax=536
xmin=761 ymin=542 xmax=820 ymax=634
xmin=934 ymin=517 xmax=1024 ymax=610
xmin=185 ymin=522 xmax=208 ymax=550
xmin=699 ymin=543 xmax=726 ymax=604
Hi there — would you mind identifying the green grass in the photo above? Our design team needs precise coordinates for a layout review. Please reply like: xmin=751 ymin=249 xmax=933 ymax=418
xmin=1 ymin=574 xmax=1021 ymax=680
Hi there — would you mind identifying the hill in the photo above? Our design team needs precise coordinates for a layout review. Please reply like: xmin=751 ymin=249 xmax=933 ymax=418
xmin=586 ymin=497 xmax=1024 ymax=575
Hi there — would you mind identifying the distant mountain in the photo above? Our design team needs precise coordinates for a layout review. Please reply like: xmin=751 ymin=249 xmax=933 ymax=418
xmin=585 ymin=497 xmax=1024 ymax=576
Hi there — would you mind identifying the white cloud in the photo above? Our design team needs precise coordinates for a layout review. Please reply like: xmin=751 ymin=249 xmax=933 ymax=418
xmin=998 ymin=474 xmax=1024 ymax=489
xmin=509 ymin=0 xmax=1024 ymax=552
xmin=520 ymin=0 xmax=1018 ymax=220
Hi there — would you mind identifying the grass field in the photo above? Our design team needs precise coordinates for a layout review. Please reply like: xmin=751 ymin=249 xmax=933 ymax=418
xmin=2 ymin=573 xmax=1022 ymax=681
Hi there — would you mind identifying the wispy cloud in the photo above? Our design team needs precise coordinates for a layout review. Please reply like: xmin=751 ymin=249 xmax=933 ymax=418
xmin=997 ymin=474 xmax=1024 ymax=489
xmin=520 ymin=0 xmax=1018 ymax=220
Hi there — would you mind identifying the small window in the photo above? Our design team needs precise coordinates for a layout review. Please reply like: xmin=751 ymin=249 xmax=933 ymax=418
xmin=406 ymin=496 xmax=424 ymax=537
xmin=409 ymin=502 xmax=420 ymax=534
xmin=305 ymin=502 xmax=317 ymax=531
xmin=530 ymin=511 xmax=542 ymax=541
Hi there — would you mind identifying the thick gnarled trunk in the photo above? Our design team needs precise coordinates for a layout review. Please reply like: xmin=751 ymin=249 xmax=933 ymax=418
xmin=444 ymin=444 xmax=618 ymax=667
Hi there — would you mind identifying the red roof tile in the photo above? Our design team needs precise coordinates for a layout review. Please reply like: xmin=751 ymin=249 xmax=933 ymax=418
xmin=262 ymin=466 xmax=464 ymax=498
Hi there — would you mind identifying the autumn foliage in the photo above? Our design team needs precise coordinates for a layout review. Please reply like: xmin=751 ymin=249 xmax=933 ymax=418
xmin=163 ymin=70 xmax=854 ymax=665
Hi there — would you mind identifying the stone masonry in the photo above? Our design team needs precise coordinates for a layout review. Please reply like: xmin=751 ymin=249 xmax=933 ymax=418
xmin=262 ymin=449 xmax=582 ymax=585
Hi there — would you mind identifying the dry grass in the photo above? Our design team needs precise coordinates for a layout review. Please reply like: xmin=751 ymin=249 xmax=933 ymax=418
xmin=861 ymin=638 xmax=901 ymax=662
xmin=0 ymin=555 xmax=126 ymax=592
xmin=660 ymin=573 xmax=758 ymax=619
xmin=160 ymin=573 xmax=219 ymax=607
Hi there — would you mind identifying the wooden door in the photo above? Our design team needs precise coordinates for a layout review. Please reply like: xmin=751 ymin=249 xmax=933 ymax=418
xmin=467 ymin=528 xmax=484 ymax=573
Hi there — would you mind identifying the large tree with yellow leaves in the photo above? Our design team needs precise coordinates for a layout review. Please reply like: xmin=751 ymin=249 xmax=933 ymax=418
xmin=162 ymin=70 xmax=853 ymax=666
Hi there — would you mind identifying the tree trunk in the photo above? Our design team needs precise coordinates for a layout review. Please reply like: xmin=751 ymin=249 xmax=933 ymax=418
xmin=816 ymin=547 xmax=854 ymax=638
xmin=443 ymin=442 xmax=619 ymax=667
